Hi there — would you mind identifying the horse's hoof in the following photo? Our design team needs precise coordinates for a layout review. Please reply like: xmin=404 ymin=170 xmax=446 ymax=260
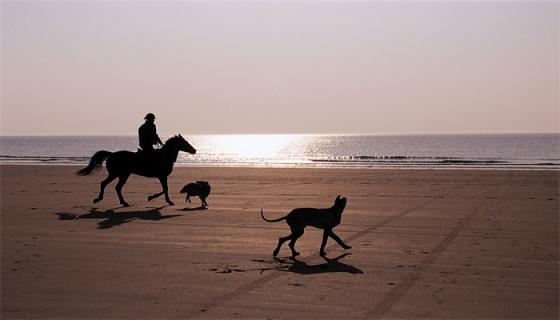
xmin=167 ymin=201 xmax=175 ymax=206
xmin=343 ymin=245 xmax=352 ymax=250
xmin=272 ymin=249 xmax=279 ymax=257
xmin=319 ymin=251 xmax=326 ymax=257
xmin=147 ymin=196 xmax=154 ymax=201
xmin=122 ymin=202 xmax=130 ymax=207
xmin=93 ymin=198 xmax=101 ymax=204
xmin=292 ymin=252 xmax=301 ymax=257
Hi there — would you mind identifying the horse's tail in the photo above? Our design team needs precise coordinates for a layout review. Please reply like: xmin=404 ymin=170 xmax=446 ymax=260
xmin=260 ymin=209 xmax=288 ymax=223
xmin=76 ymin=151 xmax=112 ymax=176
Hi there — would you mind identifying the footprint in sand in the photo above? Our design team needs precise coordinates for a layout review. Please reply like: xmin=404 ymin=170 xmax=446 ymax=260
xmin=288 ymin=283 xmax=304 ymax=287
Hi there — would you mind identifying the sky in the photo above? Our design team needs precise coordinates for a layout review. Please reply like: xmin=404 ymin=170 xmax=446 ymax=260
xmin=1 ymin=0 xmax=558 ymax=136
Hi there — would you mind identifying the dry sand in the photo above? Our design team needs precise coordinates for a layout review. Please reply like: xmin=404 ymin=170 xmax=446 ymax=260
xmin=1 ymin=165 xmax=558 ymax=319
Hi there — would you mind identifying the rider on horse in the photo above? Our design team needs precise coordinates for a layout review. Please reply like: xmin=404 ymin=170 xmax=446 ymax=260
xmin=139 ymin=113 xmax=163 ymax=153
xmin=77 ymin=113 xmax=196 ymax=207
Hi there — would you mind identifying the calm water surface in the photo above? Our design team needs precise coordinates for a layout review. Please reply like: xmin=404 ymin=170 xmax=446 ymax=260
xmin=0 ymin=134 xmax=558 ymax=169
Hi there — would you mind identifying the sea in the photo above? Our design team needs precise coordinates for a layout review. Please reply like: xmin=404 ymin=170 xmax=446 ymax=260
xmin=0 ymin=134 xmax=559 ymax=170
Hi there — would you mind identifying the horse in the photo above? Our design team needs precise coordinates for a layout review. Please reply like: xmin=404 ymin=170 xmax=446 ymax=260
xmin=76 ymin=134 xmax=196 ymax=207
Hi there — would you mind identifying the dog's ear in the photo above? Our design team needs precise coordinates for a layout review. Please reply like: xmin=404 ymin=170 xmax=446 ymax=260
xmin=339 ymin=197 xmax=347 ymax=209
xmin=336 ymin=195 xmax=341 ymax=200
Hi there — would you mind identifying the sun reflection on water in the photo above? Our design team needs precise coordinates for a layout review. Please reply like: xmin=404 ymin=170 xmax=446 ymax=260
xmin=203 ymin=134 xmax=305 ymax=159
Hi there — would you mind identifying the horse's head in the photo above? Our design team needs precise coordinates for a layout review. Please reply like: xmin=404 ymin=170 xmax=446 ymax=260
xmin=160 ymin=135 xmax=196 ymax=163
xmin=174 ymin=134 xmax=196 ymax=154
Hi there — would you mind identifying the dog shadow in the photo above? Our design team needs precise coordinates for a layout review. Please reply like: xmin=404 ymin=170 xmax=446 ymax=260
xmin=55 ymin=206 xmax=181 ymax=229
xmin=258 ymin=253 xmax=363 ymax=275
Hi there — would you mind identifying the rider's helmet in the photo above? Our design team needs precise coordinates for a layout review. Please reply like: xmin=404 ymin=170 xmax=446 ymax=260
xmin=144 ymin=113 xmax=156 ymax=121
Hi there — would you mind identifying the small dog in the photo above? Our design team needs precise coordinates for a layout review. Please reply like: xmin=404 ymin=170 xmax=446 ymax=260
xmin=180 ymin=181 xmax=211 ymax=208
xmin=261 ymin=195 xmax=351 ymax=257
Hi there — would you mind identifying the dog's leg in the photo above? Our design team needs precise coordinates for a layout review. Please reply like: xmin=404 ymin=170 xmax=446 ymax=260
xmin=186 ymin=195 xmax=191 ymax=203
xmin=199 ymin=196 xmax=205 ymax=208
xmin=329 ymin=230 xmax=352 ymax=250
xmin=273 ymin=235 xmax=290 ymax=257
xmin=320 ymin=229 xmax=330 ymax=256
xmin=288 ymin=228 xmax=304 ymax=257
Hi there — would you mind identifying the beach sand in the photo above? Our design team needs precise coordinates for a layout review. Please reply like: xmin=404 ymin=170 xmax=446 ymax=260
xmin=1 ymin=165 xmax=558 ymax=319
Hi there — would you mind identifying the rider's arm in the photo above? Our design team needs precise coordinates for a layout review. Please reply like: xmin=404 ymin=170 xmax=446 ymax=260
xmin=155 ymin=133 xmax=163 ymax=145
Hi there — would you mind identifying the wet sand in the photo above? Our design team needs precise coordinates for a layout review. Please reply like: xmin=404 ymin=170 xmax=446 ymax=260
xmin=1 ymin=165 xmax=558 ymax=319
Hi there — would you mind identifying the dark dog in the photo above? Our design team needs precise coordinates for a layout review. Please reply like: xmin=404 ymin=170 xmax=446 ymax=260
xmin=261 ymin=195 xmax=351 ymax=257
xmin=180 ymin=181 xmax=211 ymax=208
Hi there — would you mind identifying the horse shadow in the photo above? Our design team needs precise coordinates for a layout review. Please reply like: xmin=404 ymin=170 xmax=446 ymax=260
xmin=257 ymin=253 xmax=363 ymax=275
xmin=55 ymin=206 xmax=181 ymax=229
xmin=179 ymin=206 xmax=208 ymax=212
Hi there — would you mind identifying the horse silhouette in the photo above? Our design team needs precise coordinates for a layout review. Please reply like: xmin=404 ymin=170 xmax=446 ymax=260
xmin=76 ymin=135 xmax=196 ymax=207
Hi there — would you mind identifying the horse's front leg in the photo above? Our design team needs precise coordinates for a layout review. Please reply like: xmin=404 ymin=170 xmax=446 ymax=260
xmin=148 ymin=191 xmax=165 ymax=202
xmin=159 ymin=176 xmax=174 ymax=206
xmin=146 ymin=172 xmax=174 ymax=205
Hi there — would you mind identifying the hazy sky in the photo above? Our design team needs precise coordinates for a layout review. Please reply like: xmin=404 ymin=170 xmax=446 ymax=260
xmin=1 ymin=0 xmax=558 ymax=136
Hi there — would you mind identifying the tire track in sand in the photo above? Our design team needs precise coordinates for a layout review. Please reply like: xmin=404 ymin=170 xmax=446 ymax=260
xmin=364 ymin=181 xmax=504 ymax=318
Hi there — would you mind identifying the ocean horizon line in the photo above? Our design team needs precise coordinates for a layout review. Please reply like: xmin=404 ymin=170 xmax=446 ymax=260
xmin=1 ymin=132 xmax=559 ymax=138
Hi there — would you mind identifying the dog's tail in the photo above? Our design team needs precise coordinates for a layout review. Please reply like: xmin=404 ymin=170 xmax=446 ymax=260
xmin=260 ymin=209 xmax=288 ymax=223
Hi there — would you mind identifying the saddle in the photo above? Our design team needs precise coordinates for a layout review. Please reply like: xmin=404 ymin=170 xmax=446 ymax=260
xmin=137 ymin=148 xmax=161 ymax=164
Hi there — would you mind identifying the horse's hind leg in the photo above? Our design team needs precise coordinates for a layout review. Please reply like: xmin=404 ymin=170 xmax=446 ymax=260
xmin=94 ymin=174 xmax=117 ymax=204
xmin=115 ymin=173 xmax=131 ymax=207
